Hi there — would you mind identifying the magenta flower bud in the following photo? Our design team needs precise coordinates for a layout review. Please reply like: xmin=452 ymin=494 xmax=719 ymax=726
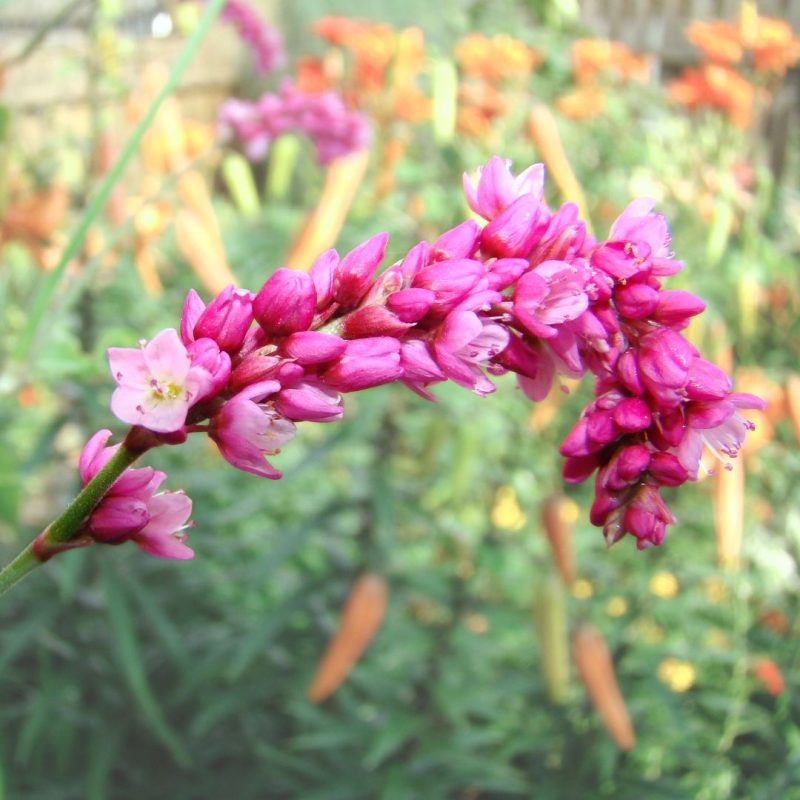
xmin=563 ymin=453 xmax=600 ymax=484
xmin=614 ymin=282 xmax=659 ymax=320
xmin=253 ymin=268 xmax=317 ymax=336
xmin=485 ymin=258 xmax=529 ymax=291
xmin=180 ymin=289 xmax=206 ymax=345
xmin=493 ymin=334 xmax=544 ymax=379
xmin=650 ymin=408 xmax=687 ymax=449
xmin=432 ymin=220 xmax=480 ymax=261
xmin=622 ymin=486 xmax=674 ymax=548
xmin=463 ymin=156 xmax=544 ymax=220
xmin=386 ymin=288 xmax=436 ymax=323
xmin=480 ymin=194 xmax=543 ymax=258
xmin=399 ymin=241 xmax=430 ymax=282
xmin=685 ymin=358 xmax=732 ymax=402
xmin=652 ymin=290 xmax=706 ymax=327
xmin=617 ymin=349 xmax=644 ymax=395
xmin=638 ymin=328 xmax=696 ymax=394
xmin=229 ymin=354 xmax=281 ymax=392
xmin=589 ymin=489 xmax=623 ymax=527
xmin=275 ymin=379 xmax=343 ymax=422
xmin=321 ymin=336 xmax=402 ymax=391
xmin=612 ymin=397 xmax=652 ymax=432
xmin=412 ymin=259 xmax=484 ymax=317
xmin=310 ymin=249 xmax=338 ymax=309
xmin=187 ymin=339 xmax=232 ymax=401
xmin=560 ymin=417 xmax=591 ymax=457
xmin=649 ymin=452 xmax=689 ymax=487
xmin=339 ymin=305 xmax=412 ymax=338
xmin=586 ymin=408 xmax=616 ymax=447
xmin=362 ymin=265 xmax=404 ymax=306
xmin=616 ymin=444 xmax=652 ymax=482
xmin=400 ymin=339 xmax=446 ymax=384
xmin=193 ymin=285 xmax=253 ymax=352
xmin=282 ymin=331 xmax=346 ymax=364
xmin=334 ymin=232 xmax=389 ymax=307
xmin=529 ymin=203 xmax=585 ymax=263
xmin=90 ymin=496 xmax=150 ymax=542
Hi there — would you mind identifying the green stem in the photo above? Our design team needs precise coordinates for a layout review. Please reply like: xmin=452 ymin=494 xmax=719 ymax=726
xmin=0 ymin=429 xmax=152 ymax=597
xmin=13 ymin=0 xmax=227 ymax=365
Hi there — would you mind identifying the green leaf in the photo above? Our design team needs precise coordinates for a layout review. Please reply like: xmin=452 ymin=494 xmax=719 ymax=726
xmin=101 ymin=567 xmax=191 ymax=766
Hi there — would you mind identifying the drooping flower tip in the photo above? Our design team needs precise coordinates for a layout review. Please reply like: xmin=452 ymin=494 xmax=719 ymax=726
xmin=78 ymin=430 xmax=194 ymax=560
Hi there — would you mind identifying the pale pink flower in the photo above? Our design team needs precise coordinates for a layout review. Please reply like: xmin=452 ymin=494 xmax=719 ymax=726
xmin=108 ymin=329 xmax=213 ymax=433
xmin=463 ymin=156 xmax=545 ymax=221
xmin=210 ymin=380 xmax=296 ymax=478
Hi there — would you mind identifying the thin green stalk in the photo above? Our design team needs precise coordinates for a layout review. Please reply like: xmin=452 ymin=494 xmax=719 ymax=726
xmin=13 ymin=0 xmax=227 ymax=365
xmin=0 ymin=430 xmax=150 ymax=597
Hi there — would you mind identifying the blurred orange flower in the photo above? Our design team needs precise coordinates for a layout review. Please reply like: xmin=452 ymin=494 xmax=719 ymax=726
xmin=686 ymin=20 xmax=743 ymax=64
xmin=572 ymin=39 xmax=648 ymax=83
xmin=296 ymin=56 xmax=333 ymax=93
xmin=455 ymin=33 xmax=541 ymax=81
xmin=556 ymin=85 xmax=606 ymax=119
xmin=668 ymin=64 xmax=755 ymax=128
xmin=750 ymin=16 xmax=800 ymax=76
xmin=752 ymin=658 xmax=785 ymax=695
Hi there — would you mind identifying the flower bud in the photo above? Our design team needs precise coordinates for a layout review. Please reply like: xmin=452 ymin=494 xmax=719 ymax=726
xmin=253 ymin=268 xmax=317 ymax=336
xmin=187 ymin=338 xmax=232 ymax=400
xmin=339 ymin=305 xmax=412 ymax=338
xmin=322 ymin=337 xmax=402 ymax=391
xmin=480 ymin=194 xmax=543 ymax=258
xmin=412 ymin=259 xmax=484 ymax=317
xmin=432 ymin=220 xmax=480 ymax=261
xmin=282 ymin=331 xmax=346 ymax=364
xmin=334 ymin=232 xmax=388 ymax=307
xmin=275 ymin=379 xmax=343 ymax=422
xmin=180 ymin=289 xmax=206 ymax=345
xmin=614 ymin=282 xmax=659 ymax=320
xmin=193 ymin=285 xmax=253 ymax=352
xmin=310 ymin=249 xmax=338 ymax=309
xmin=386 ymin=288 xmax=436 ymax=323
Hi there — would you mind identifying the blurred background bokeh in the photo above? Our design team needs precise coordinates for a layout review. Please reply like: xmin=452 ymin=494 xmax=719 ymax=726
xmin=1 ymin=0 xmax=800 ymax=797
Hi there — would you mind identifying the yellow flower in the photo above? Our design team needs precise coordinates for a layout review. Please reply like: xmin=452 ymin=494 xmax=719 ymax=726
xmin=702 ymin=576 xmax=727 ymax=604
xmin=649 ymin=571 xmax=679 ymax=598
xmin=657 ymin=658 xmax=696 ymax=692
xmin=572 ymin=578 xmax=593 ymax=599
xmin=605 ymin=596 xmax=628 ymax=617
xmin=491 ymin=486 xmax=526 ymax=530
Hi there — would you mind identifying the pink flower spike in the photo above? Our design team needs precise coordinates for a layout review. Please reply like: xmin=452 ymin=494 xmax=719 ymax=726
xmin=108 ymin=329 xmax=212 ymax=433
xmin=131 ymin=491 xmax=194 ymax=560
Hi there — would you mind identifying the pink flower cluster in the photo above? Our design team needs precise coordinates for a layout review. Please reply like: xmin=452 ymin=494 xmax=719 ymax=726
xmin=219 ymin=81 xmax=371 ymax=164
xmin=104 ymin=156 xmax=763 ymax=555
xmin=78 ymin=430 xmax=193 ymax=560
xmin=221 ymin=0 xmax=285 ymax=75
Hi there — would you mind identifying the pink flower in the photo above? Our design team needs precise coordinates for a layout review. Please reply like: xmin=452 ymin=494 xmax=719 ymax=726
xmin=512 ymin=260 xmax=589 ymax=338
xmin=221 ymin=0 xmax=285 ymax=75
xmin=253 ymin=268 xmax=317 ymax=336
xmin=79 ymin=430 xmax=193 ymax=559
xmin=108 ymin=329 xmax=213 ymax=433
xmin=463 ymin=156 xmax=545 ymax=221
xmin=432 ymin=311 xmax=509 ymax=396
xmin=210 ymin=381 xmax=296 ymax=478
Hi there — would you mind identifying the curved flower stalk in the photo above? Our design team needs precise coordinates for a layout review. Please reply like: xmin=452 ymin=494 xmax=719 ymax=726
xmin=0 ymin=155 xmax=764 ymax=595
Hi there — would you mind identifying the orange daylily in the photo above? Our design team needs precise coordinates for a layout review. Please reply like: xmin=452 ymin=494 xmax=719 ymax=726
xmin=686 ymin=20 xmax=743 ymax=64
xmin=572 ymin=39 xmax=648 ymax=83
xmin=455 ymin=33 xmax=541 ymax=81
xmin=750 ymin=16 xmax=800 ymax=76
xmin=556 ymin=85 xmax=606 ymax=119
xmin=669 ymin=64 xmax=755 ymax=128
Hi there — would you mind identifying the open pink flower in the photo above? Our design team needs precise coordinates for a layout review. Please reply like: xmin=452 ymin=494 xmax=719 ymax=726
xmin=210 ymin=380 xmax=296 ymax=478
xmin=108 ymin=329 xmax=212 ymax=433
xmin=79 ymin=430 xmax=194 ymax=560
